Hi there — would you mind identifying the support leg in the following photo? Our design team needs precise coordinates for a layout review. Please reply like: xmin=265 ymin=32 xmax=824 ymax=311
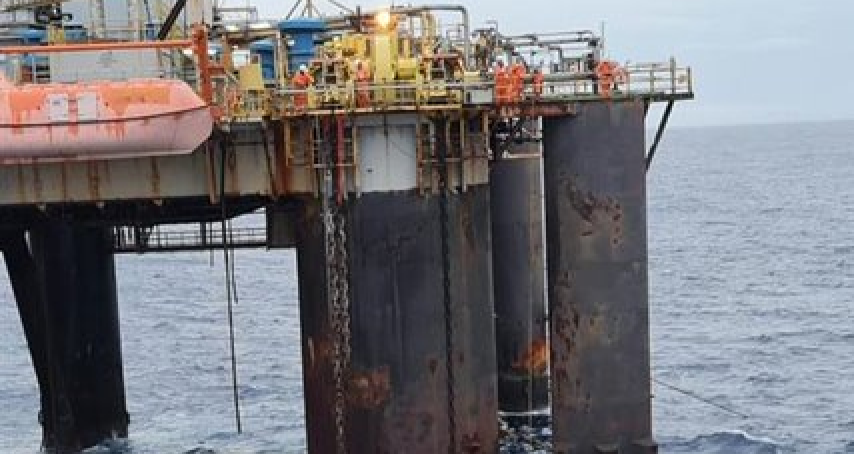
xmin=5 ymin=223 xmax=129 ymax=452
xmin=296 ymin=188 xmax=498 ymax=453
xmin=490 ymin=154 xmax=548 ymax=413
xmin=543 ymin=102 xmax=655 ymax=454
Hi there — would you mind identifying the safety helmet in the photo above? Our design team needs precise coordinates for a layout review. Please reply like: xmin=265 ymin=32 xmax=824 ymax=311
xmin=299 ymin=64 xmax=308 ymax=72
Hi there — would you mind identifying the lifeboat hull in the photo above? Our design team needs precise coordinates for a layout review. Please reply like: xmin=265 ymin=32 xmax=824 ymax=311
xmin=0 ymin=78 xmax=213 ymax=163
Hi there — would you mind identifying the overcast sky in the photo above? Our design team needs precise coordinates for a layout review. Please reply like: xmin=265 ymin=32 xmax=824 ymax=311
xmin=246 ymin=0 xmax=853 ymax=127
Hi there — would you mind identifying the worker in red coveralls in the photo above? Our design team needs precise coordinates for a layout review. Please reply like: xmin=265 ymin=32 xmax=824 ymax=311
xmin=355 ymin=60 xmax=372 ymax=108
xmin=510 ymin=59 xmax=527 ymax=102
xmin=595 ymin=60 xmax=618 ymax=98
xmin=292 ymin=64 xmax=314 ymax=111
xmin=493 ymin=59 xmax=511 ymax=104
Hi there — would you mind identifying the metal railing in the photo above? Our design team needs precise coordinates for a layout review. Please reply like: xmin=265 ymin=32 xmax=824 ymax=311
xmin=539 ymin=61 xmax=693 ymax=100
xmin=113 ymin=225 xmax=268 ymax=253
xmin=266 ymin=60 xmax=692 ymax=117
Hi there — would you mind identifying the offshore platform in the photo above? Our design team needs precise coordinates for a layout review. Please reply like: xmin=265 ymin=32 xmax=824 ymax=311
xmin=0 ymin=0 xmax=693 ymax=452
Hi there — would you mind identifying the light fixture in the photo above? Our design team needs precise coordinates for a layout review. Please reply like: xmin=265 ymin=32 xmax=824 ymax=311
xmin=375 ymin=10 xmax=392 ymax=29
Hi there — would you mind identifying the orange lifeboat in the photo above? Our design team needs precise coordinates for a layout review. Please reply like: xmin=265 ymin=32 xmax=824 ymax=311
xmin=0 ymin=78 xmax=213 ymax=163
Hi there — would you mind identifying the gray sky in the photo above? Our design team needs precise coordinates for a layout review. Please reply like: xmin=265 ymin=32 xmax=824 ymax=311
xmin=248 ymin=0 xmax=854 ymax=126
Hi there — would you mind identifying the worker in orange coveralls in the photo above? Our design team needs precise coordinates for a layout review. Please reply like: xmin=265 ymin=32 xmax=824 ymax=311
xmin=493 ymin=59 xmax=511 ymax=104
xmin=510 ymin=59 xmax=527 ymax=102
xmin=355 ymin=60 xmax=372 ymax=108
xmin=292 ymin=64 xmax=314 ymax=110
xmin=595 ymin=60 xmax=618 ymax=98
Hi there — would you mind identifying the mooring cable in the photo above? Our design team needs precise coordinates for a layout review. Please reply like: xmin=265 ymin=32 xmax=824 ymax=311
xmin=652 ymin=377 xmax=749 ymax=419
xmin=218 ymin=133 xmax=243 ymax=434
xmin=228 ymin=220 xmax=240 ymax=305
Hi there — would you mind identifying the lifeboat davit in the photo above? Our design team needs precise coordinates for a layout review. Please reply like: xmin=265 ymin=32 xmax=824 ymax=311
xmin=0 ymin=77 xmax=213 ymax=163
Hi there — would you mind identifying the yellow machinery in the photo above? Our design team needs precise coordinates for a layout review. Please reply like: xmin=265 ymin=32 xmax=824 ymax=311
xmin=216 ymin=8 xmax=473 ymax=114
xmin=302 ymin=9 xmax=464 ymax=109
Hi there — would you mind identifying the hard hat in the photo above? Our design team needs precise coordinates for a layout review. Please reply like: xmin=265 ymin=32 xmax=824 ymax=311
xmin=299 ymin=64 xmax=308 ymax=72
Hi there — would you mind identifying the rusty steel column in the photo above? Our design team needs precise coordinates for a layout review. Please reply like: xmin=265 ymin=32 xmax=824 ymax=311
xmin=489 ymin=148 xmax=548 ymax=413
xmin=0 ymin=229 xmax=54 ymax=447
xmin=543 ymin=101 xmax=655 ymax=454
xmin=296 ymin=114 xmax=498 ymax=454
xmin=8 ymin=222 xmax=130 ymax=453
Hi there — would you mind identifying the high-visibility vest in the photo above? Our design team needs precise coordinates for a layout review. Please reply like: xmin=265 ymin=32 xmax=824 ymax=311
xmin=510 ymin=64 xmax=527 ymax=100
xmin=494 ymin=67 xmax=511 ymax=103
xmin=292 ymin=73 xmax=313 ymax=89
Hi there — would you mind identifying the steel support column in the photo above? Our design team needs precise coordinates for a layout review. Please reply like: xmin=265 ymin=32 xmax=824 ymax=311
xmin=543 ymin=101 xmax=655 ymax=454
xmin=489 ymin=151 xmax=548 ymax=413
xmin=0 ymin=229 xmax=53 ymax=447
xmin=296 ymin=186 xmax=498 ymax=453
xmin=2 ymin=223 xmax=129 ymax=452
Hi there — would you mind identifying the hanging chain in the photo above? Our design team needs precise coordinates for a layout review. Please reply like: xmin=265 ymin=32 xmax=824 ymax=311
xmin=436 ymin=117 xmax=457 ymax=453
xmin=320 ymin=115 xmax=352 ymax=454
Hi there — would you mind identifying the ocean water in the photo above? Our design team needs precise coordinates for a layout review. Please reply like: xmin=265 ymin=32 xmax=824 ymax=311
xmin=0 ymin=120 xmax=852 ymax=453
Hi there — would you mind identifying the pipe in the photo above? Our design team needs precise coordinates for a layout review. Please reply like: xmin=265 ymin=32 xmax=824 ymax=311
xmin=0 ymin=39 xmax=193 ymax=55
xmin=645 ymin=99 xmax=674 ymax=171
xmin=324 ymin=4 xmax=471 ymax=65
xmin=191 ymin=25 xmax=213 ymax=106
xmin=157 ymin=0 xmax=188 ymax=40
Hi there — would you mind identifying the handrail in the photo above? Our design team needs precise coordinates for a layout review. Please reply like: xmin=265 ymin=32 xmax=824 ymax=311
xmin=268 ymin=63 xmax=693 ymax=114
xmin=0 ymin=39 xmax=194 ymax=55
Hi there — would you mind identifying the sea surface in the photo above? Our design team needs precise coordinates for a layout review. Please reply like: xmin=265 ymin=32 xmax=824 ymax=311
xmin=1 ymin=120 xmax=853 ymax=453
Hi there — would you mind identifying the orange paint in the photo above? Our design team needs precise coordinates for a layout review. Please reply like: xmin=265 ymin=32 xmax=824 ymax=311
xmin=0 ymin=79 xmax=213 ymax=162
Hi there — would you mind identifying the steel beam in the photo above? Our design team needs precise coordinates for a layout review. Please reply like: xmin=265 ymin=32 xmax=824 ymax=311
xmin=489 ymin=150 xmax=548 ymax=413
xmin=542 ymin=101 xmax=655 ymax=454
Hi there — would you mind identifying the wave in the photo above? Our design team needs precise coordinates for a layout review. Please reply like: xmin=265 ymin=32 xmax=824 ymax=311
xmin=661 ymin=430 xmax=783 ymax=454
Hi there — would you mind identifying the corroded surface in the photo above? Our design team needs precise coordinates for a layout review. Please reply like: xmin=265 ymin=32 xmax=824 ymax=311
xmin=543 ymin=102 xmax=655 ymax=454
xmin=296 ymin=187 xmax=498 ymax=453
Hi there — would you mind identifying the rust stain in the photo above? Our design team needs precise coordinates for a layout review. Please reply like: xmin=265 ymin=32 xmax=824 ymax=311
xmin=150 ymin=157 xmax=161 ymax=200
xmin=226 ymin=146 xmax=239 ymax=195
xmin=60 ymin=161 xmax=69 ymax=202
xmin=461 ymin=433 xmax=483 ymax=453
xmin=512 ymin=338 xmax=549 ymax=376
xmin=347 ymin=366 xmax=391 ymax=409
xmin=15 ymin=164 xmax=27 ymax=204
xmin=87 ymin=161 xmax=101 ymax=201
xmin=566 ymin=179 xmax=625 ymax=248
xmin=428 ymin=357 xmax=439 ymax=375
xmin=32 ymin=164 xmax=43 ymax=204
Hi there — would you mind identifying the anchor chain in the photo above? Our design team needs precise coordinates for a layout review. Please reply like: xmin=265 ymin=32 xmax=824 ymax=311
xmin=436 ymin=117 xmax=457 ymax=453
xmin=320 ymin=115 xmax=352 ymax=454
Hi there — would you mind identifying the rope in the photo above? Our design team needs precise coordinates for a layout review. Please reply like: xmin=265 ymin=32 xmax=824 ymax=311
xmin=653 ymin=377 xmax=749 ymax=419
xmin=218 ymin=134 xmax=243 ymax=434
